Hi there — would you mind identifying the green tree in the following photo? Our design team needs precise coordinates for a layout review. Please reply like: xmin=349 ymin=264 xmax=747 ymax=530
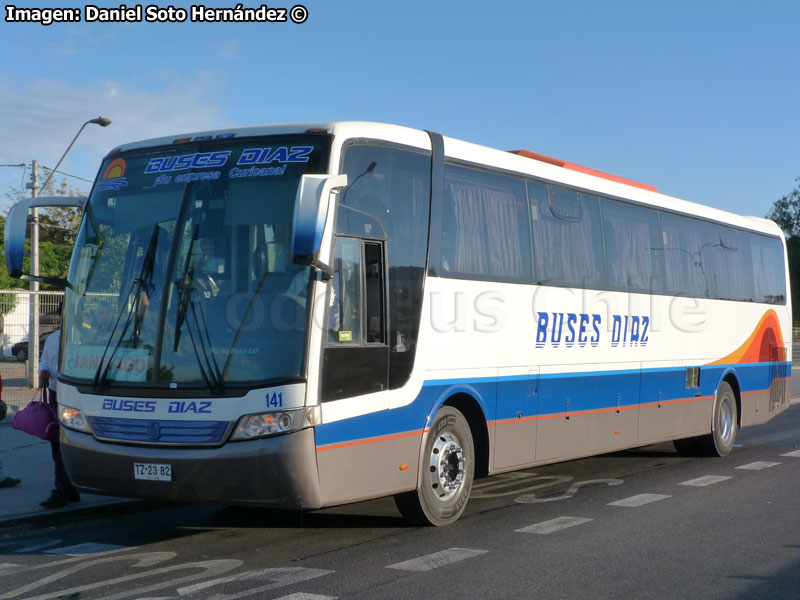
xmin=766 ymin=177 xmax=800 ymax=324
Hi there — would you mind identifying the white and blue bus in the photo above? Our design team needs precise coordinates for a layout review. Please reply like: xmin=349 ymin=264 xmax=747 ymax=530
xmin=5 ymin=122 xmax=791 ymax=525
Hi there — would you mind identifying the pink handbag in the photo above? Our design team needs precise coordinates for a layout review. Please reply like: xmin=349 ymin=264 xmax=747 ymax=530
xmin=11 ymin=389 xmax=59 ymax=442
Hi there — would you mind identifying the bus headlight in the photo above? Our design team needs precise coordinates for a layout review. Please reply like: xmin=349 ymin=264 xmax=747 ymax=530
xmin=231 ymin=406 xmax=319 ymax=441
xmin=59 ymin=405 xmax=92 ymax=433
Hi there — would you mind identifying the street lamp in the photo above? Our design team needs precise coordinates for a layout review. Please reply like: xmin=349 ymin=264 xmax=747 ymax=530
xmin=27 ymin=116 xmax=111 ymax=387
xmin=39 ymin=116 xmax=112 ymax=192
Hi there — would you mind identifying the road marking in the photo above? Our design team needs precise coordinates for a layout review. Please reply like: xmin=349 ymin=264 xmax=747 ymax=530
xmin=679 ymin=475 xmax=732 ymax=487
xmin=0 ymin=564 xmax=23 ymax=576
xmin=515 ymin=516 xmax=593 ymax=534
xmin=515 ymin=478 xmax=623 ymax=503
xmin=607 ymin=493 xmax=671 ymax=507
xmin=387 ymin=548 xmax=488 ymax=572
xmin=781 ymin=450 xmax=800 ymax=457
xmin=0 ymin=552 xmax=177 ymax=600
xmin=735 ymin=461 xmax=781 ymax=470
xmin=176 ymin=567 xmax=334 ymax=599
xmin=472 ymin=472 xmax=574 ymax=499
xmin=44 ymin=543 xmax=128 ymax=555
xmin=274 ymin=595 xmax=337 ymax=600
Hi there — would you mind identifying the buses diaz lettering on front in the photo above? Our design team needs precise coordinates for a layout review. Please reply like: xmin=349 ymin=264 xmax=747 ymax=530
xmin=101 ymin=399 xmax=212 ymax=414
xmin=143 ymin=146 xmax=313 ymax=174
xmin=535 ymin=312 xmax=650 ymax=349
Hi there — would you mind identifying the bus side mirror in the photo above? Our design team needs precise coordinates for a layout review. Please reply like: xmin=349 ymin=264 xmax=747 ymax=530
xmin=4 ymin=195 xmax=87 ymax=281
xmin=291 ymin=174 xmax=347 ymax=277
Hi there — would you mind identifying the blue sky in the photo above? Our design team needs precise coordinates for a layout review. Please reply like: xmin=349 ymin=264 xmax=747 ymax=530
xmin=1 ymin=0 xmax=799 ymax=219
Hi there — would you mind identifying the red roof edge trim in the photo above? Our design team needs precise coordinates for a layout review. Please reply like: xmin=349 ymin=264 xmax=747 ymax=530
xmin=510 ymin=149 xmax=657 ymax=193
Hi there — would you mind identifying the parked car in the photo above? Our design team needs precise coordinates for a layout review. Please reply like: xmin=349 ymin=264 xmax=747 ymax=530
xmin=12 ymin=331 xmax=55 ymax=362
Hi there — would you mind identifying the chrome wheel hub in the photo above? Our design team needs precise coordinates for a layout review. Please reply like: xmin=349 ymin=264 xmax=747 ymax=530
xmin=428 ymin=432 xmax=465 ymax=501
xmin=718 ymin=396 xmax=733 ymax=442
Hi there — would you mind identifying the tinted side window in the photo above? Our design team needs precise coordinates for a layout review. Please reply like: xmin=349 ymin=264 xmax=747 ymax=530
xmin=602 ymin=198 xmax=663 ymax=292
xmin=749 ymin=233 xmax=786 ymax=304
xmin=711 ymin=225 xmax=755 ymax=301
xmin=529 ymin=182 xmax=605 ymax=288
xmin=327 ymin=237 xmax=363 ymax=344
xmin=659 ymin=212 xmax=712 ymax=297
xmin=440 ymin=164 xmax=531 ymax=282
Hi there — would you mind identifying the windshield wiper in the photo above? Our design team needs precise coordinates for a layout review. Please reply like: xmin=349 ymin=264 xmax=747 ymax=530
xmin=183 ymin=298 xmax=224 ymax=393
xmin=221 ymin=267 xmax=273 ymax=380
xmin=173 ymin=224 xmax=198 ymax=352
xmin=171 ymin=224 xmax=223 ymax=393
xmin=92 ymin=225 xmax=160 ymax=392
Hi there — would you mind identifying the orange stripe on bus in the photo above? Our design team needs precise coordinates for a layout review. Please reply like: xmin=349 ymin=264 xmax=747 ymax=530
xmin=639 ymin=396 xmax=714 ymax=409
xmin=491 ymin=394 xmax=715 ymax=427
xmin=317 ymin=429 xmax=427 ymax=452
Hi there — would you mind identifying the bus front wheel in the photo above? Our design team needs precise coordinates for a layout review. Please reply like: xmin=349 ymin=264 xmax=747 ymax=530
xmin=394 ymin=406 xmax=475 ymax=526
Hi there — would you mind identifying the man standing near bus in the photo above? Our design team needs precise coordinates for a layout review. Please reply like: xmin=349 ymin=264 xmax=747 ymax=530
xmin=39 ymin=330 xmax=80 ymax=509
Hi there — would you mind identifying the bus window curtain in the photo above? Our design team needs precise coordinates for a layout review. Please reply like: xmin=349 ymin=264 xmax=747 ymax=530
xmin=449 ymin=182 xmax=525 ymax=279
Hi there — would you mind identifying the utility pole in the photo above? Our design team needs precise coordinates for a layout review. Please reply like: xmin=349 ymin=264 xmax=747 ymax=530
xmin=27 ymin=160 xmax=40 ymax=388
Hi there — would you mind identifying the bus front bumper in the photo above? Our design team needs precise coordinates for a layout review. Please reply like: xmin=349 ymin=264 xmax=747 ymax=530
xmin=61 ymin=427 xmax=323 ymax=509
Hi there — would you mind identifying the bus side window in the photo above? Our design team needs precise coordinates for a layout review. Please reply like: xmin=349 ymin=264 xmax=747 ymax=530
xmin=364 ymin=241 xmax=385 ymax=343
xmin=602 ymin=197 xmax=664 ymax=293
xmin=327 ymin=237 xmax=387 ymax=345
xmin=711 ymin=225 xmax=755 ymax=302
xmin=329 ymin=237 xmax=362 ymax=343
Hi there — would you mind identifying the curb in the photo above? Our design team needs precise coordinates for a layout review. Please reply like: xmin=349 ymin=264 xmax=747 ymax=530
xmin=0 ymin=498 xmax=159 ymax=529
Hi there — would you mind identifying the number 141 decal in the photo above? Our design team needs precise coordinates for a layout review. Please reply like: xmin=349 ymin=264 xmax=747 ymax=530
xmin=266 ymin=392 xmax=283 ymax=408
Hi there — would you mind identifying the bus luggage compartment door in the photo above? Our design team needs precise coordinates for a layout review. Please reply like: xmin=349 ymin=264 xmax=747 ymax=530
xmin=493 ymin=367 xmax=538 ymax=470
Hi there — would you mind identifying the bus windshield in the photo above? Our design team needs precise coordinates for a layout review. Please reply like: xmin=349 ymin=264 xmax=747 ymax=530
xmin=62 ymin=136 xmax=329 ymax=390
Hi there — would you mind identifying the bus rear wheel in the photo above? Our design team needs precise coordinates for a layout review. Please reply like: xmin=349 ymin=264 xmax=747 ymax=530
xmin=394 ymin=406 xmax=474 ymax=526
xmin=674 ymin=381 xmax=737 ymax=457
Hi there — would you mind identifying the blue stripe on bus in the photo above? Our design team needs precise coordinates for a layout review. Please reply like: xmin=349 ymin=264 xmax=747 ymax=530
xmin=314 ymin=361 xmax=789 ymax=448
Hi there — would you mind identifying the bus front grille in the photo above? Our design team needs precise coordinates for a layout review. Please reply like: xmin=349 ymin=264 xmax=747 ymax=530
xmin=87 ymin=417 xmax=231 ymax=445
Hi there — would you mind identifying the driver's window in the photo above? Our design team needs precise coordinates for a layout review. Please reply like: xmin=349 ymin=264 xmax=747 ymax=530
xmin=328 ymin=237 xmax=362 ymax=343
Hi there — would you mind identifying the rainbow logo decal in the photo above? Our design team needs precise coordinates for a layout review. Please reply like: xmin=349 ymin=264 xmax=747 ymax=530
xmin=96 ymin=158 xmax=128 ymax=191
xmin=708 ymin=309 xmax=785 ymax=365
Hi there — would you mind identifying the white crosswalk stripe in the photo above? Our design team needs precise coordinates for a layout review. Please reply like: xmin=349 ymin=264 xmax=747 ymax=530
xmin=735 ymin=461 xmax=780 ymax=470
xmin=679 ymin=475 xmax=732 ymax=487
xmin=607 ymin=493 xmax=671 ymax=507
xmin=781 ymin=450 xmax=800 ymax=457
xmin=387 ymin=548 xmax=488 ymax=572
xmin=515 ymin=516 xmax=593 ymax=534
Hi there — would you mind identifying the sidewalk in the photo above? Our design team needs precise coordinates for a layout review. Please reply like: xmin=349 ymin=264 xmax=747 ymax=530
xmin=0 ymin=422 xmax=131 ymax=526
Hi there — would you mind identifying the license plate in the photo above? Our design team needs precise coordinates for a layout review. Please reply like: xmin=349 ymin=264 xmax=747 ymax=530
xmin=134 ymin=463 xmax=172 ymax=482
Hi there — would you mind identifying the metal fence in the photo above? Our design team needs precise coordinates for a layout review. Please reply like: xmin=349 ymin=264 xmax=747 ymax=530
xmin=1 ymin=290 xmax=63 ymax=412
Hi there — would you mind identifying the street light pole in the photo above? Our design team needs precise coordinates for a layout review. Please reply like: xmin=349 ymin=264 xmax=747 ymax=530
xmin=26 ymin=116 xmax=111 ymax=388
xmin=27 ymin=161 xmax=39 ymax=387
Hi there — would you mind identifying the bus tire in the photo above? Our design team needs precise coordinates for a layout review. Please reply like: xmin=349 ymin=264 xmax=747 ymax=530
xmin=697 ymin=381 xmax=738 ymax=457
xmin=394 ymin=406 xmax=474 ymax=526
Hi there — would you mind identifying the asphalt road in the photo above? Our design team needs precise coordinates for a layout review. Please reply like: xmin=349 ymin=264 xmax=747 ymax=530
xmin=2 ymin=399 xmax=800 ymax=600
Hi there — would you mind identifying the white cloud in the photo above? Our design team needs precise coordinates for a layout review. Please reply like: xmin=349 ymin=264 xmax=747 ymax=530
xmin=0 ymin=76 xmax=234 ymax=202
